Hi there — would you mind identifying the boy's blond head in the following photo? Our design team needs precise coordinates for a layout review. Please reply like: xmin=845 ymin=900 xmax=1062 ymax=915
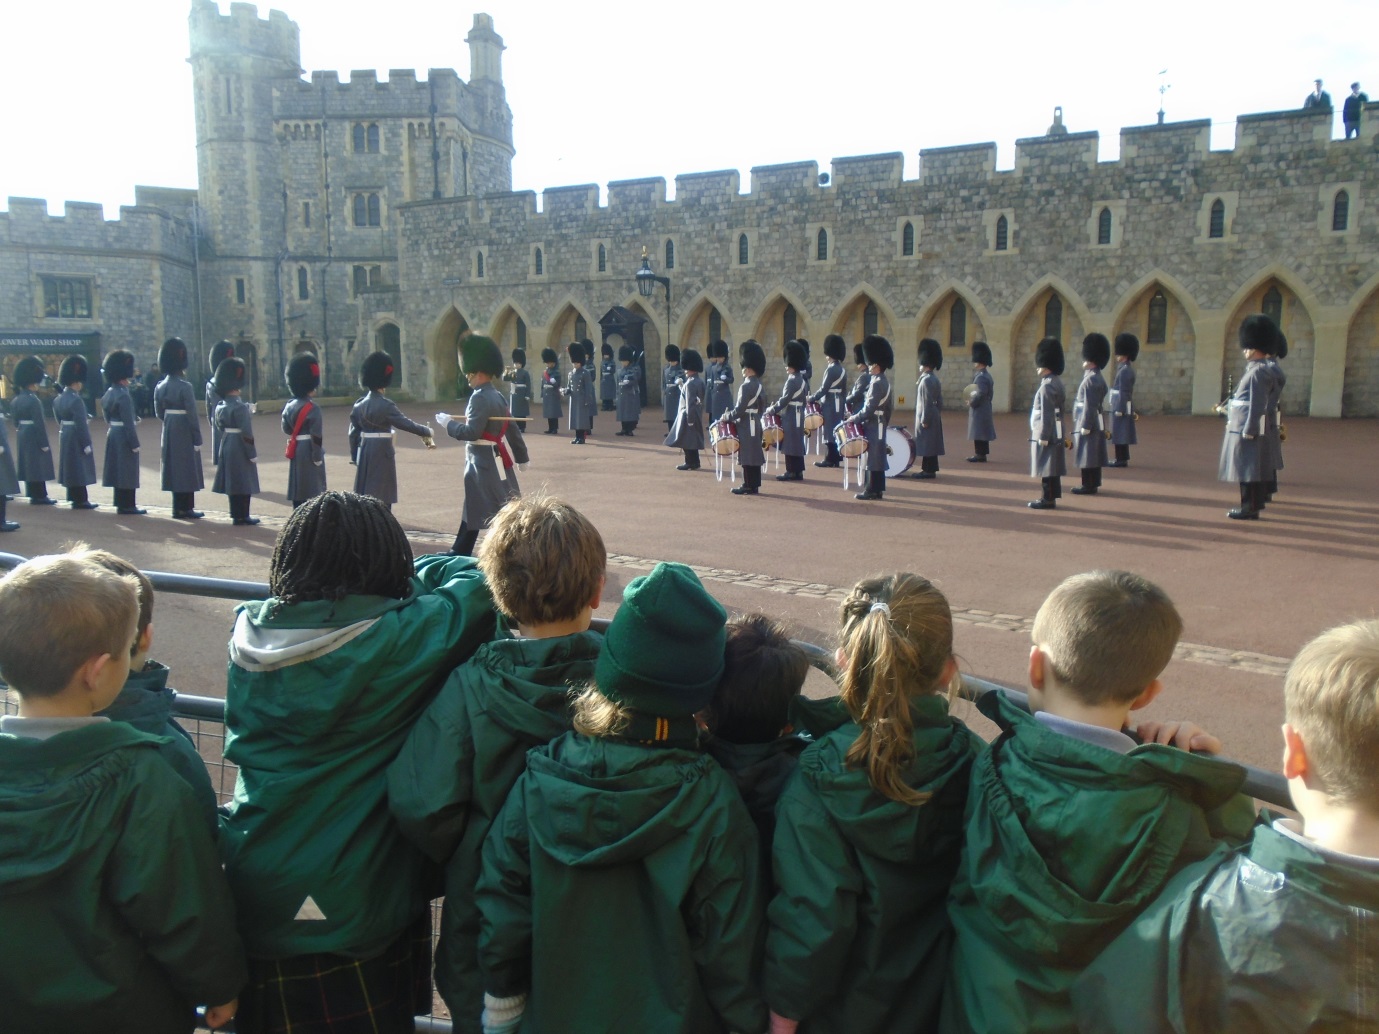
xmin=1285 ymin=619 xmax=1379 ymax=808
xmin=1031 ymin=570 xmax=1182 ymax=705
xmin=477 ymin=493 xmax=605 ymax=626
xmin=0 ymin=554 xmax=140 ymax=697
xmin=67 ymin=543 xmax=155 ymax=642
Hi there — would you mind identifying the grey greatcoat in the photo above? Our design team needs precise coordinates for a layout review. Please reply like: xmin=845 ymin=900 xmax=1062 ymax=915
xmin=1029 ymin=374 xmax=1067 ymax=479
xmin=155 ymin=375 xmax=204 ymax=493
xmin=54 ymin=387 xmax=96 ymax=488
xmin=914 ymin=371 xmax=945 ymax=458
xmin=846 ymin=370 xmax=871 ymax=414
xmin=11 ymin=389 xmax=55 ymax=483
xmin=1265 ymin=359 xmax=1285 ymax=474
xmin=281 ymin=398 xmax=326 ymax=502
xmin=502 ymin=367 xmax=532 ymax=422
xmin=1109 ymin=362 xmax=1137 ymax=446
xmin=967 ymin=368 xmax=997 ymax=442
xmin=566 ymin=366 xmax=594 ymax=431
xmin=767 ymin=371 xmax=808 ymax=458
xmin=100 ymin=385 xmax=141 ymax=490
xmin=212 ymin=398 xmax=259 ymax=495
xmin=616 ymin=365 xmax=642 ymax=423
xmin=728 ymin=376 xmax=767 ymax=468
xmin=662 ymin=364 xmax=683 ymax=424
xmin=443 ymin=381 xmax=527 ymax=530
xmin=852 ymin=372 xmax=894 ymax=473
xmin=205 ymin=377 xmax=226 ymax=465
xmin=540 ymin=366 xmax=562 ymax=420
xmin=1073 ymin=368 xmax=1109 ymax=470
xmin=600 ymin=359 xmax=617 ymax=405
xmin=707 ymin=363 xmax=735 ymax=421
xmin=665 ymin=374 xmax=705 ymax=451
xmin=583 ymin=363 xmax=597 ymax=421
xmin=1218 ymin=360 xmax=1270 ymax=483
xmin=349 ymin=391 xmax=430 ymax=505
xmin=0 ymin=417 xmax=19 ymax=497
xmin=810 ymin=362 xmax=848 ymax=437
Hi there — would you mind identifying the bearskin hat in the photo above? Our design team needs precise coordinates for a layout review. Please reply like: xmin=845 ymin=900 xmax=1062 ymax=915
xmin=823 ymin=334 xmax=847 ymax=362
xmin=618 ymin=345 xmax=634 ymax=363
xmin=512 ymin=348 xmax=527 ymax=367
xmin=582 ymin=339 xmax=596 ymax=363
xmin=1035 ymin=337 xmax=1065 ymax=376
xmin=665 ymin=344 xmax=681 ymax=363
xmin=568 ymin=342 xmax=586 ymax=364
xmin=13 ymin=355 xmax=46 ymax=389
xmin=797 ymin=338 xmax=811 ymax=359
xmin=460 ymin=335 xmax=504 ymax=378
xmin=739 ymin=340 xmax=766 ymax=377
xmin=541 ymin=347 xmax=559 ymax=364
xmin=601 ymin=342 xmax=613 ymax=358
xmin=682 ymin=348 xmax=704 ymax=373
xmin=918 ymin=338 xmax=944 ymax=371
xmin=286 ymin=352 xmax=320 ymax=398
xmin=972 ymin=341 xmax=994 ymax=367
xmin=102 ymin=349 xmax=135 ymax=386
xmin=1239 ymin=314 xmax=1277 ymax=354
xmin=784 ymin=340 xmax=806 ymax=371
xmin=359 ymin=350 xmax=395 ymax=390
xmin=715 ymin=339 xmax=732 ymax=360
xmin=214 ymin=357 xmax=247 ymax=395
xmin=158 ymin=337 xmax=189 ymax=375
xmin=853 ymin=343 xmax=867 ymax=366
xmin=1082 ymin=333 xmax=1111 ymax=369
xmin=209 ymin=340 xmax=235 ymax=371
xmin=1113 ymin=333 xmax=1140 ymax=361
xmin=1275 ymin=330 xmax=1288 ymax=360
xmin=58 ymin=354 xmax=88 ymax=387
xmin=862 ymin=334 xmax=894 ymax=371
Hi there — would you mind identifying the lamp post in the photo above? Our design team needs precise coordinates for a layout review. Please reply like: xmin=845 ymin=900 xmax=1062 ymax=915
xmin=635 ymin=246 xmax=672 ymax=354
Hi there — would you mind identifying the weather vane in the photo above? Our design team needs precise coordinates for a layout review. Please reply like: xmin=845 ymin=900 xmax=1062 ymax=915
xmin=1157 ymin=69 xmax=1171 ymax=125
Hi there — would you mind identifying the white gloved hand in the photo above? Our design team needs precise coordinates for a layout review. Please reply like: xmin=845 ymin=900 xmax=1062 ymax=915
xmin=248 ymin=457 xmax=257 ymax=463
xmin=1038 ymin=439 xmax=1049 ymax=447
xmin=41 ymin=447 xmax=49 ymax=452
xmin=83 ymin=446 xmax=92 ymax=455
xmin=132 ymin=447 xmax=140 ymax=453
xmin=435 ymin=412 xmax=452 ymax=426
xmin=1079 ymin=428 xmax=1090 ymax=436
xmin=194 ymin=445 xmax=202 ymax=451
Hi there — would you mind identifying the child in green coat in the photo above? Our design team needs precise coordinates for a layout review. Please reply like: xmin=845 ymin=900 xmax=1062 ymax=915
xmin=388 ymin=493 xmax=607 ymax=1034
xmin=476 ymin=562 xmax=766 ymax=1034
xmin=764 ymin=573 xmax=981 ymax=1034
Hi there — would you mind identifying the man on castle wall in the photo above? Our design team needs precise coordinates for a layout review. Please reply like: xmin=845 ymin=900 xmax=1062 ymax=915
xmin=1303 ymin=79 xmax=1332 ymax=111
xmin=1343 ymin=82 xmax=1368 ymax=139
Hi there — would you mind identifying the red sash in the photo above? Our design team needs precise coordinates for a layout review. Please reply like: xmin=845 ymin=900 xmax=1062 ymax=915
xmin=481 ymin=429 xmax=514 ymax=469
xmin=284 ymin=401 xmax=314 ymax=459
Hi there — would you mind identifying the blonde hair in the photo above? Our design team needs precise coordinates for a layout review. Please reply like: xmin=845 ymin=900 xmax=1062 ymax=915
xmin=67 ymin=543 xmax=155 ymax=643
xmin=1031 ymin=570 xmax=1182 ymax=705
xmin=0 ymin=554 xmax=139 ymax=697
xmin=1285 ymin=619 xmax=1379 ymax=809
xmin=837 ymin=573 xmax=956 ymax=806
xmin=478 ymin=493 xmax=606 ymax=626
xmin=570 ymin=683 xmax=631 ymax=738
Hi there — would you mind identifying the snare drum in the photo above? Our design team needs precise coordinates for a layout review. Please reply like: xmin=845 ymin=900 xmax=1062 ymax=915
xmin=709 ymin=419 xmax=739 ymax=456
xmin=803 ymin=401 xmax=824 ymax=432
xmin=833 ymin=421 xmax=868 ymax=458
xmin=761 ymin=412 xmax=784 ymax=448
xmin=884 ymin=425 xmax=916 ymax=477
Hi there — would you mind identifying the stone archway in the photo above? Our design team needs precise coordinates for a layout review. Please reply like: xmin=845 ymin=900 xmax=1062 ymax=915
xmin=1010 ymin=288 xmax=1086 ymax=409
xmin=426 ymin=306 xmax=470 ymax=400
xmin=1223 ymin=279 xmax=1315 ymax=415
xmin=1113 ymin=282 xmax=1196 ymax=414
xmin=680 ymin=296 xmax=732 ymax=354
xmin=1343 ymin=286 xmax=1379 ymax=416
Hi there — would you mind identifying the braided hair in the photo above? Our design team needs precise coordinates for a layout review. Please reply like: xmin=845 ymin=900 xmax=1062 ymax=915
xmin=269 ymin=492 xmax=414 ymax=607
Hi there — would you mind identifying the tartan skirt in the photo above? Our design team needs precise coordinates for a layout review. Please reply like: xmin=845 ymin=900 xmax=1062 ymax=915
xmin=236 ymin=914 xmax=434 ymax=1034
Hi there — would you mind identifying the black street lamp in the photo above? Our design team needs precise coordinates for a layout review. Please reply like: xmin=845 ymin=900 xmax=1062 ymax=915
xmin=635 ymin=246 xmax=672 ymax=352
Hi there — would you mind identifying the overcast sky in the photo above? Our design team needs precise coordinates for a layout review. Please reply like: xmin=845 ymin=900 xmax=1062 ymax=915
xmin=4 ymin=0 xmax=1374 ymax=217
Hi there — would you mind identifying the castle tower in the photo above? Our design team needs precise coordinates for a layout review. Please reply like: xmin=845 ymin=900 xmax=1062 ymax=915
xmin=465 ymin=14 xmax=514 ymax=194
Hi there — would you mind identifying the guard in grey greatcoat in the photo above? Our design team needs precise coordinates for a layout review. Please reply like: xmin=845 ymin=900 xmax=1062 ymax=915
xmin=100 ymin=349 xmax=145 ymax=515
xmin=564 ymin=343 xmax=594 ymax=444
xmin=211 ymin=357 xmax=260 ymax=525
xmin=666 ymin=347 xmax=705 ymax=471
xmin=615 ymin=345 xmax=642 ymax=434
xmin=1264 ymin=331 xmax=1286 ymax=501
xmin=582 ymin=340 xmax=598 ymax=434
xmin=1109 ymin=333 xmax=1138 ymax=466
xmin=502 ymin=349 xmax=532 ymax=432
xmin=766 ymin=340 xmax=808 ymax=482
xmin=1219 ymin=315 xmax=1274 ymax=520
xmin=348 ymin=350 xmax=432 ymax=507
xmin=1028 ymin=337 xmax=1068 ymax=510
xmin=10 ymin=356 xmax=56 ymax=504
xmin=436 ymin=334 xmax=528 ymax=556
xmin=798 ymin=338 xmax=814 ymax=391
xmin=54 ymin=355 xmax=98 ymax=510
xmin=811 ymin=334 xmax=848 ymax=468
xmin=599 ymin=343 xmax=617 ymax=411
xmin=282 ymin=352 xmax=325 ymax=507
xmin=1072 ymin=333 xmax=1110 ymax=496
xmin=913 ymin=338 xmax=946 ymax=478
xmin=966 ymin=341 xmax=997 ymax=462
xmin=154 ymin=337 xmax=205 ymax=519
xmin=847 ymin=334 xmax=895 ymax=501
xmin=0 ymin=400 xmax=19 ymax=530
xmin=539 ymin=348 xmax=562 ymax=434
xmin=706 ymin=340 xmax=735 ymax=421
xmin=661 ymin=345 xmax=683 ymax=426
xmin=729 ymin=340 xmax=768 ymax=496
xmin=205 ymin=340 xmax=235 ymax=465
xmin=846 ymin=343 xmax=871 ymax=413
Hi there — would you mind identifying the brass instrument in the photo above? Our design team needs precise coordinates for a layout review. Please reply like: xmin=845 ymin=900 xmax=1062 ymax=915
xmin=1213 ymin=374 xmax=1234 ymax=416
xmin=1279 ymin=408 xmax=1288 ymax=442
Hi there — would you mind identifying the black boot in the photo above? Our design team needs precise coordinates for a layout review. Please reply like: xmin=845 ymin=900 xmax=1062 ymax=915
xmin=115 ymin=488 xmax=146 ymax=516
xmin=26 ymin=482 xmax=56 ymax=505
xmin=1029 ymin=477 xmax=1059 ymax=509
xmin=451 ymin=525 xmax=480 ymax=555
xmin=173 ymin=491 xmax=204 ymax=519
xmin=231 ymin=494 xmax=260 ymax=526
xmin=0 ymin=498 xmax=18 ymax=532
xmin=69 ymin=485 xmax=98 ymax=510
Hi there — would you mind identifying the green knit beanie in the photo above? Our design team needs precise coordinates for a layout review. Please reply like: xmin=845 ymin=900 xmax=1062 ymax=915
xmin=595 ymin=562 xmax=726 ymax=717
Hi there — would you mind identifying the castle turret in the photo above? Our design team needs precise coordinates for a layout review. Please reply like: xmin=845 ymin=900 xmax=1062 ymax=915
xmin=464 ymin=14 xmax=514 ymax=193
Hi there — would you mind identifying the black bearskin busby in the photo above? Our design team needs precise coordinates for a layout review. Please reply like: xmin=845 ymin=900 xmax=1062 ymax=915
xmin=823 ymin=334 xmax=846 ymax=362
xmin=665 ymin=344 xmax=681 ymax=363
xmin=1275 ymin=330 xmax=1288 ymax=360
xmin=582 ymin=339 xmax=596 ymax=364
xmin=461 ymin=335 xmax=504 ymax=378
xmin=102 ymin=349 xmax=135 ymax=387
xmin=286 ymin=353 xmax=320 ymax=398
xmin=209 ymin=340 xmax=235 ymax=372
xmin=918 ymin=338 xmax=944 ymax=371
xmin=512 ymin=348 xmax=527 ymax=367
xmin=740 ymin=340 xmax=766 ymax=377
xmin=784 ymin=340 xmax=806 ymax=371
xmin=58 ymin=354 xmax=89 ymax=387
xmin=797 ymin=338 xmax=811 ymax=360
xmin=13 ymin=356 xmax=46 ymax=389
xmin=601 ymin=342 xmax=613 ymax=359
xmin=972 ymin=341 xmax=994 ymax=367
xmin=853 ymin=343 xmax=867 ymax=366
xmin=682 ymin=348 xmax=704 ymax=374
xmin=862 ymin=334 xmax=894 ymax=371
xmin=712 ymin=339 xmax=729 ymax=360
xmin=214 ymin=357 xmax=247 ymax=395
xmin=1082 ymin=333 xmax=1111 ymax=370
xmin=1035 ymin=337 xmax=1065 ymax=376
xmin=541 ymin=347 xmax=559 ymax=365
xmin=1239 ymin=314 xmax=1277 ymax=354
xmin=158 ymin=337 xmax=189 ymax=375
xmin=1113 ymin=333 xmax=1140 ymax=362
xmin=618 ymin=345 xmax=634 ymax=363
xmin=568 ymin=342 xmax=586 ymax=364
xmin=359 ymin=350 xmax=395 ymax=390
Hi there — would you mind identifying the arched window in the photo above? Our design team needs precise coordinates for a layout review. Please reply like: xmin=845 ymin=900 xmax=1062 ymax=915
xmin=816 ymin=228 xmax=828 ymax=261
xmin=367 ymin=194 xmax=381 ymax=226
xmin=902 ymin=221 xmax=915 ymax=256
xmin=352 ymin=123 xmax=365 ymax=153
xmin=995 ymin=215 xmax=1009 ymax=251
xmin=738 ymin=234 xmax=749 ymax=265
xmin=352 ymin=265 xmax=368 ymax=296
xmin=366 ymin=123 xmax=379 ymax=153
xmin=297 ymin=266 xmax=309 ymax=301
xmin=863 ymin=301 xmax=879 ymax=338
xmin=1044 ymin=295 xmax=1063 ymax=340
xmin=1262 ymin=286 xmax=1284 ymax=329
xmin=534 ymin=248 xmax=543 ymax=275
xmin=475 ymin=251 xmax=485 ymax=278
xmin=665 ymin=239 xmax=675 ymax=269
xmin=353 ymin=193 xmax=366 ymax=226
xmin=1333 ymin=190 xmax=1350 ymax=232
xmin=708 ymin=309 xmax=722 ymax=343
xmin=1097 ymin=207 xmax=1112 ymax=245
xmin=1147 ymin=290 xmax=1168 ymax=344
xmin=950 ymin=299 xmax=967 ymax=348
xmin=575 ymin=316 xmax=587 ymax=341
xmin=597 ymin=244 xmax=607 ymax=272
xmin=783 ymin=304 xmax=797 ymax=343
xmin=1209 ymin=199 xmax=1225 ymax=238
xmin=516 ymin=318 xmax=527 ymax=349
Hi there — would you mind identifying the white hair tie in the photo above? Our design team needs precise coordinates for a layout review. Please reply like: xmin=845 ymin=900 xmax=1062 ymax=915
xmin=870 ymin=601 xmax=891 ymax=617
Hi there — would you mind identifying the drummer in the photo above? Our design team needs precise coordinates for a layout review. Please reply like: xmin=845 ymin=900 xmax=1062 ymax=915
xmin=765 ymin=340 xmax=808 ymax=483
xmin=729 ymin=341 xmax=768 ymax=496
xmin=811 ymin=334 xmax=848 ymax=469
xmin=846 ymin=343 xmax=870 ymax=414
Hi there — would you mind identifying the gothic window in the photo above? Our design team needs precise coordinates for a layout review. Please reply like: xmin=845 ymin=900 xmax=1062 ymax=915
xmin=738 ymin=234 xmax=749 ymax=265
xmin=475 ymin=251 xmax=485 ymax=278
xmin=534 ymin=248 xmax=544 ymax=275
xmin=1333 ymin=190 xmax=1350 ymax=231
xmin=1208 ymin=199 xmax=1225 ymax=238
xmin=352 ymin=265 xmax=368 ymax=296
xmin=1097 ymin=207 xmax=1112 ymax=245
xmin=995 ymin=215 xmax=1009 ymax=251
xmin=864 ymin=301 xmax=879 ymax=338
xmin=575 ymin=316 xmax=587 ymax=341
xmin=368 ymin=194 xmax=381 ymax=226
xmin=40 ymin=276 xmax=93 ymax=319
xmin=902 ymin=221 xmax=915 ymax=256
xmin=1044 ymin=295 xmax=1063 ymax=340
xmin=783 ymin=304 xmax=797 ymax=343
xmin=665 ymin=239 xmax=675 ymax=269
xmin=367 ymin=123 xmax=379 ymax=153
xmin=817 ymin=228 xmax=828 ymax=261
xmin=369 ymin=266 xmax=382 ymax=286
xmin=709 ymin=309 xmax=722 ymax=343
xmin=1147 ymin=290 xmax=1167 ymax=344
xmin=224 ymin=77 xmax=233 ymax=115
xmin=516 ymin=318 xmax=527 ymax=349
xmin=302 ymin=201 xmax=311 ymax=228
xmin=597 ymin=244 xmax=607 ymax=272
xmin=950 ymin=299 xmax=967 ymax=348
xmin=353 ymin=124 xmax=365 ymax=153
xmin=1262 ymin=287 xmax=1284 ymax=329
xmin=297 ymin=266 xmax=309 ymax=301
xmin=353 ymin=193 xmax=381 ymax=227
xmin=235 ymin=278 xmax=246 ymax=305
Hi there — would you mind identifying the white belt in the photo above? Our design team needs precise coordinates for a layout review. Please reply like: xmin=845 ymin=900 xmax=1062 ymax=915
xmin=788 ymin=401 xmax=803 ymax=407
xmin=223 ymin=428 xmax=243 ymax=434
xmin=109 ymin=421 xmax=125 ymax=427
xmin=293 ymin=434 xmax=312 ymax=441
xmin=360 ymin=431 xmax=393 ymax=438
xmin=163 ymin=408 xmax=187 ymax=415
xmin=828 ymin=388 xmax=842 ymax=393
xmin=60 ymin=420 xmax=76 ymax=426
xmin=17 ymin=420 xmax=35 ymax=425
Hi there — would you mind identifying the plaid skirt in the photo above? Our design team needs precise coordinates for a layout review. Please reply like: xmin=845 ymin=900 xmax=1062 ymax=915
xmin=236 ymin=914 xmax=434 ymax=1034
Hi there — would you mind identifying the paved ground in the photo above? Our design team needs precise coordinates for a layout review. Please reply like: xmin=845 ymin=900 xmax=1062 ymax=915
xmin=3 ymin=402 xmax=1375 ymax=772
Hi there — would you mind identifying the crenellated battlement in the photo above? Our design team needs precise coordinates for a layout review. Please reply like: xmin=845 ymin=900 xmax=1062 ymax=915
xmin=1 ymin=196 xmax=195 ymax=259
xmin=275 ymin=67 xmax=471 ymax=120
xmin=188 ymin=0 xmax=300 ymax=68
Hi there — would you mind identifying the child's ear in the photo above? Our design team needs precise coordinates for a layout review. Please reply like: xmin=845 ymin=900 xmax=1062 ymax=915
xmin=81 ymin=652 xmax=113 ymax=692
xmin=1282 ymin=723 xmax=1310 ymax=780
xmin=588 ymin=575 xmax=606 ymax=613
xmin=834 ymin=646 xmax=848 ymax=672
xmin=1028 ymin=645 xmax=1046 ymax=690
xmin=1128 ymin=678 xmax=1164 ymax=712
xmin=138 ymin=622 xmax=154 ymax=655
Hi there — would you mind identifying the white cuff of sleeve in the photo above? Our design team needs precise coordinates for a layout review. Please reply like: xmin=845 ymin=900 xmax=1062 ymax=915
xmin=483 ymin=992 xmax=528 ymax=1026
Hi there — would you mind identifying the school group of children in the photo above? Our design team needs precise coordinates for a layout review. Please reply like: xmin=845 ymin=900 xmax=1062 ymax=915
xmin=2 ymin=481 xmax=1375 ymax=1034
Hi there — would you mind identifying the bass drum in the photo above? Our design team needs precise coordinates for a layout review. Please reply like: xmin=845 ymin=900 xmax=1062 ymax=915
xmin=885 ymin=425 xmax=916 ymax=478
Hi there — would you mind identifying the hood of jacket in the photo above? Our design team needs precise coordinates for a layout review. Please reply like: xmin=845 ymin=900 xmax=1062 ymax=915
xmin=467 ymin=631 xmax=602 ymax=742
xmin=95 ymin=662 xmax=174 ymax=733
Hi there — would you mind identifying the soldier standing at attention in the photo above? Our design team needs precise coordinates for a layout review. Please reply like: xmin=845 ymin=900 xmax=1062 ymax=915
xmin=849 ymin=335 xmax=894 ymax=501
xmin=0 ymin=393 xmax=18 ymax=530
xmin=212 ymin=357 xmax=261 ymax=526
xmin=564 ymin=343 xmax=593 ymax=445
xmin=10 ymin=356 xmax=56 ymax=506
xmin=1072 ymin=334 xmax=1110 ymax=496
xmin=913 ymin=338 xmax=945 ymax=480
xmin=282 ymin=353 xmax=325 ymax=509
xmin=53 ymin=355 xmax=99 ymax=510
xmin=582 ymin=339 xmax=598 ymax=436
xmin=154 ymin=337 xmax=205 ymax=520
xmin=966 ymin=341 xmax=996 ymax=463
xmin=615 ymin=345 xmax=642 ymax=435
xmin=706 ymin=340 xmax=735 ymax=422
xmin=101 ymin=349 xmax=145 ymax=516
xmin=1218 ymin=315 xmax=1274 ymax=521
xmin=349 ymin=351 xmax=433 ymax=509
xmin=766 ymin=340 xmax=808 ymax=483
xmin=662 ymin=345 xmax=683 ymax=430
xmin=501 ymin=349 xmax=531 ymax=436
xmin=205 ymin=340 xmax=235 ymax=467
xmin=599 ymin=342 xmax=617 ymax=411
xmin=666 ymin=347 xmax=705 ymax=471
xmin=540 ymin=348 xmax=561 ymax=435
xmin=729 ymin=341 xmax=768 ymax=496
xmin=811 ymin=334 xmax=848 ymax=469
xmin=1028 ymin=337 xmax=1067 ymax=510
xmin=1108 ymin=333 xmax=1138 ymax=467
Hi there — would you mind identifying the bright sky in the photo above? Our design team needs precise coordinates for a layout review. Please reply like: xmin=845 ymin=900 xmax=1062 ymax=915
xmin=4 ymin=0 xmax=1374 ymax=217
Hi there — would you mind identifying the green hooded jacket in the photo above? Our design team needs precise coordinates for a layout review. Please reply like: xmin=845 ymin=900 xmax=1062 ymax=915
xmin=763 ymin=694 xmax=981 ymax=1034
xmin=477 ymin=732 xmax=767 ymax=1034
xmin=0 ymin=723 xmax=246 ymax=1033
xmin=941 ymin=691 xmax=1256 ymax=1034
xmin=219 ymin=554 xmax=496 ymax=959
xmin=1072 ymin=816 xmax=1379 ymax=1033
xmin=387 ymin=629 xmax=602 ymax=1032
